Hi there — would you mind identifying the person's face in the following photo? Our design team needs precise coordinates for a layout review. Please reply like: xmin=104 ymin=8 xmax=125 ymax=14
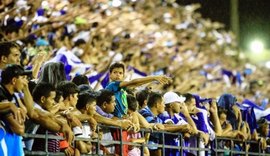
xmin=14 ymin=75 xmax=27 ymax=92
xmin=103 ymin=96 xmax=116 ymax=113
xmin=219 ymin=112 xmax=227 ymax=122
xmin=185 ymin=98 xmax=196 ymax=112
xmin=110 ymin=67 xmax=124 ymax=81
xmin=157 ymin=98 xmax=165 ymax=114
xmin=170 ymin=102 xmax=180 ymax=113
xmin=7 ymin=47 xmax=21 ymax=65
xmin=42 ymin=91 xmax=56 ymax=111
xmin=78 ymin=44 xmax=86 ymax=50
xmin=261 ymin=124 xmax=269 ymax=137
xmin=86 ymin=101 xmax=97 ymax=116
xmin=70 ymin=93 xmax=78 ymax=107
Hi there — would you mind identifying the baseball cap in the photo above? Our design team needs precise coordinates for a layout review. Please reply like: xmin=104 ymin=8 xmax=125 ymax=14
xmin=164 ymin=91 xmax=186 ymax=104
xmin=1 ymin=64 xmax=32 ymax=81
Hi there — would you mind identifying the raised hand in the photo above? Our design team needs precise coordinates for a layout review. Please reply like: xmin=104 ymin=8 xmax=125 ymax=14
xmin=209 ymin=101 xmax=218 ymax=114
xmin=154 ymin=75 xmax=172 ymax=85
xmin=179 ymin=104 xmax=189 ymax=116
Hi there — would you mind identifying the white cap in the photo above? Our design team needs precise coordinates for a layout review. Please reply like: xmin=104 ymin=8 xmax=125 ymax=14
xmin=164 ymin=92 xmax=186 ymax=104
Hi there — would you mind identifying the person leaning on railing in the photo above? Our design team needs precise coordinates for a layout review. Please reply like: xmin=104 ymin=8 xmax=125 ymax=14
xmin=139 ymin=92 xmax=193 ymax=156
xmin=29 ymin=82 xmax=76 ymax=154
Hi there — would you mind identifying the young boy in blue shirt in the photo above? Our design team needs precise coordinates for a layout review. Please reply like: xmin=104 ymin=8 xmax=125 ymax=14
xmin=105 ymin=62 xmax=171 ymax=156
xmin=106 ymin=62 xmax=171 ymax=118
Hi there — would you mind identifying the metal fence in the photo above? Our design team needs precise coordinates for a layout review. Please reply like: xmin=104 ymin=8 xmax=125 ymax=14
xmin=24 ymin=125 xmax=270 ymax=156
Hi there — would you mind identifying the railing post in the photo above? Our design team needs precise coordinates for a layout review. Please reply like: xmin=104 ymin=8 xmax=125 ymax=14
xmin=197 ymin=136 xmax=200 ymax=156
xmin=230 ymin=139 xmax=233 ymax=156
xmin=258 ymin=139 xmax=261 ymax=155
xmin=141 ymin=130 xmax=145 ymax=156
xmin=45 ymin=130 xmax=48 ymax=156
xmin=97 ymin=125 xmax=100 ymax=155
xmin=215 ymin=137 xmax=218 ymax=156
xmin=120 ymin=127 xmax=123 ymax=156
xmin=179 ymin=133 xmax=183 ymax=156
xmin=244 ymin=140 xmax=247 ymax=156
xmin=162 ymin=131 xmax=165 ymax=156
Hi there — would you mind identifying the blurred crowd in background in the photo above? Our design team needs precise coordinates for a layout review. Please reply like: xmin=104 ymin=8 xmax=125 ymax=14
xmin=0 ymin=0 xmax=269 ymax=156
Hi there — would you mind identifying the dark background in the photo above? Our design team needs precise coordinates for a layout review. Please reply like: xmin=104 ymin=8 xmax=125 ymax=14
xmin=177 ymin=0 xmax=270 ymax=50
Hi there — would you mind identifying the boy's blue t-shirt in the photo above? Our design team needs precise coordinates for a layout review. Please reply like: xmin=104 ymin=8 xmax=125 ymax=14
xmin=105 ymin=81 xmax=128 ymax=118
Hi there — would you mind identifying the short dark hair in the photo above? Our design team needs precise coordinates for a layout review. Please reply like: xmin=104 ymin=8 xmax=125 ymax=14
xmin=109 ymin=62 xmax=125 ymax=73
xmin=96 ymin=89 xmax=114 ymax=106
xmin=127 ymin=94 xmax=138 ymax=112
xmin=147 ymin=92 xmax=162 ymax=108
xmin=57 ymin=81 xmax=79 ymax=99
xmin=0 ymin=42 xmax=19 ymax=58
xmin=55 ymin=90 xmax=63 ymax=103
xmin=76 ymin=92 xmax=96 ymax=110
xmin=78 ymin=84 xmax=93 ymax=93
xmin=183 ymin=93 xmax=194 ymax=103
xmin=257 ymin=119 xmax=268 ymax=137
xmin=136 ymin=89 xmax=150 ymax=108
xmin=72 ymin=75 xmax=89 ymax=86
xmin=32 ymin=82 xmax=56 ymax=103
xmin=74 ymin=39 xmax=86 ymax=47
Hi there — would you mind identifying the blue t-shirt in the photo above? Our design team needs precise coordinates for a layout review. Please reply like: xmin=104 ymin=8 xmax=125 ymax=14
xmin=0 ymin=84 xmax=24 ymax=156
xmin=190 ymin=112 xmax=208 ymax=133
xmin=105 ymin=81 xmax=128 ymax=118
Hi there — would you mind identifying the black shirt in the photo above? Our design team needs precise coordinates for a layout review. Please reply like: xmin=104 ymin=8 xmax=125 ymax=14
xmin=0 ymin=84 xmax=20 ymax=133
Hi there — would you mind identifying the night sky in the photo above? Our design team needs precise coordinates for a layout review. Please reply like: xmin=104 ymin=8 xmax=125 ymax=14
xmin=177 ymin=0 xmax=270 ymax=50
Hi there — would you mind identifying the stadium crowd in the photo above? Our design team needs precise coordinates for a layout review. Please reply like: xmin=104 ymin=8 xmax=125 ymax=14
xmin=0 ymin=0 xmax=269 ymax=156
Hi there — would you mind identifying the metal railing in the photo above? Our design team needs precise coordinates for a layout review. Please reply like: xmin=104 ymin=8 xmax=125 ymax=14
xmin=23 ymin=125 xmax=270 ymax=156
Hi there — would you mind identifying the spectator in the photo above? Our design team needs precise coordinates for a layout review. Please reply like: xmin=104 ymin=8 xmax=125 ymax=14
xmin=0 ymin=64 xmax=30 ymax=155
xmin=30 ymin=82 xmax=73 ymax=153
xmin=126 ymin=94 xmax=149 ymax=156
xmin=0 ymin=42 xmax=21 ymax=70
xmin=159 ymin=91 xmax=191 ymax=156
xmin=183 ymin=93 xmax=210 ymax=156
xmin=76 ymin=92 xmax=98 ymax=154
xmin=95 ymin=89 xmax=121 ymax=155
xmin=136 ymin=89 xmax=151 ymax=110
xmin=72 ymin=75 xmax=89 ymax=86
xmin=57 ymin=81 xmax=96 ymax=154
xmin=0 ymin=101 xmax=24 ymax=156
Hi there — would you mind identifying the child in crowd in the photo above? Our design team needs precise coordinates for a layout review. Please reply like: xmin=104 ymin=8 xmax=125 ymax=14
xmin=126 ymin=94 xmax=149 ymax=156
xmin=76 ymin=92 xmax=98 ymax=154
xmin=106 ymin=62 xmax=171 ymax=118
xmin=105 ymin=62 xmax=171 ymax=156
xmin=57 ymin=81 xmax=96 ymax=154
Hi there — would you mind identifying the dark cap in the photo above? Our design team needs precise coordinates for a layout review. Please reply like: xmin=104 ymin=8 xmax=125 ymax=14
xmin=1 ymin=64 xmax=32 ymax=84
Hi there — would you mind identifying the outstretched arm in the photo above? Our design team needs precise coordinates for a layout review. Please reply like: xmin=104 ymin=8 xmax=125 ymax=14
xmin=119 ymin=75 xmax=171 ymax=88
